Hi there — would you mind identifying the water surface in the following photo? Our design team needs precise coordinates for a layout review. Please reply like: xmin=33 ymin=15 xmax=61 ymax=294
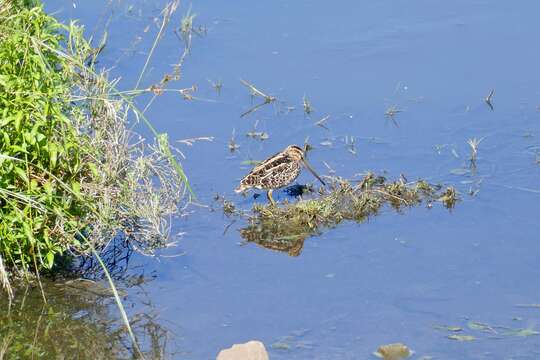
xmin=17 ymin=0 xmax=540 ymax=358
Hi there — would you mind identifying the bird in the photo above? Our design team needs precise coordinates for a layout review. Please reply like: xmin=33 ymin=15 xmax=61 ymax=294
xmin=235 ymin=145 xmax=326 ymax=205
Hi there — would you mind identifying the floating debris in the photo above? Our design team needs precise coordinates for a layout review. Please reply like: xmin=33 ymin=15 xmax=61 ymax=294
xmin=270 ymin=329 xmax=311 ymax=351
xmin=502 ymin=327 xmax=540 ymax=337
xmin=385 ymin=105 xmax=403 ymax=117
xmin=385 ymin=105 xmax=403 ymax=127
xmin=447 ymin=334 xmax=475 ymax=341
xmin=270 ymin=342 xmax=291 ymax=351
xmin=240 ymin=79 xmax=276 ymax=118
xmin=467 ymin=137 xmax=484 ymax=164
xmin=177 ymin=136 xmax=214 ymax=146
xmin=434 ymin=325 xmax=463 ymax=332
xmin=240 ymin=79 xmax=275 ymax=101
xmin=322 ymin=161 xmax=336 ymax=175
xmin=516 ymin=303 xmax=540 ymax=308
xmin=228 ymin=129 xmax=240 ymax=152
xmin=484 ymin=89 xmax=495 ymax=110
xmin=445 ymin=318 xmax=540 ymax=340
xmin=450 ymin=168 xmax=471 ymax=176
xmin=208 ymin=78 xmax=223 ymax=94
xmin=467 ymin=320 xmax=497 ymax=334
xmin=222 ymin=200 xmax=236 ymax=216
xmin=345 ymin=135 xmax=357 ymax=155
xmin=246 ymin=131 xmax=269 ymax=141
xmin=303 ymin=95 xmax=313 ymax=115
xmin=314 ymin=115 xmax=330 ymax=130
xmin=320 ymin=140 xmax=333 ymax=147
xmin=179 ymin=84 xmax=197 ymax=100
xmin=438 ymin=187 xmax=459 ymax=208
xmin=214 ymin=194 xmax=237 ymax=217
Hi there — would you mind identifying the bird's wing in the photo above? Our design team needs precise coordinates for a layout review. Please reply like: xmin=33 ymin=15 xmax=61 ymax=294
xmin=250 ymin=150 xmax=289 ymax=174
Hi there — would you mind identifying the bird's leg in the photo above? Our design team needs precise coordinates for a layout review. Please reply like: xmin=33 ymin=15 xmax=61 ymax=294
xmin=266 ymin=189 xmax=276 ymax=206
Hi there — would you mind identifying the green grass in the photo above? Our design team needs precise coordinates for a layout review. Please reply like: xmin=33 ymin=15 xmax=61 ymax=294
xmin=0 ymin=1 xmax=93 ymax=277
xmin=0 ymin=0 xmax=189 ymax=299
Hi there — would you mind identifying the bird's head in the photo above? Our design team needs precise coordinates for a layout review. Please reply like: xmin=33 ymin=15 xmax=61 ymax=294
xmin=287 ymin=145 xmax=326 ymax=186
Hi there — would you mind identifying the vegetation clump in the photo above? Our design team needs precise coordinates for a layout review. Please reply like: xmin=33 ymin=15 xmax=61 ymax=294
xmin=240 ymin=173 xmax=458 ymax=256
xmin=0 ymin=1 xmax=188 ymax=297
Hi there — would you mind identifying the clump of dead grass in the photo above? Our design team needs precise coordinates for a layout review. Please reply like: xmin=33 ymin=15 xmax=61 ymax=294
xmin=64 ymin=17 xmax=190 ymax=255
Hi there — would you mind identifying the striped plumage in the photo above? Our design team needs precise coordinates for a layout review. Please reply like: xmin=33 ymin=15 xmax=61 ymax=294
xmin=235 ymin=145 xmax=325 ymax=204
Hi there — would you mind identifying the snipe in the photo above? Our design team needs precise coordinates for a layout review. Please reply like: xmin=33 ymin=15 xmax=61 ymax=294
xmin=235 ymin=145 xmax=326 ymax=205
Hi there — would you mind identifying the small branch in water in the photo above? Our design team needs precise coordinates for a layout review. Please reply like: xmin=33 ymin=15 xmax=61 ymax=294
xmin=385 ymin=105 xmax=402 ymax=127
xmin=467 ymin=137 xmax=484 ymax=165
xmin=370 ymin=188 xmax=410 ymax=206
xmin=240 ymin=79 xmax=275 ymax=101
xmin=135 ymin=0 xmax=180 ymax=91
xmin=176 ymin=136 xmax=214 ymax=146
xmin=228 ymin=129 xmax=240 ymax=152
xmin=223 ymin=219 xmax=236 ymax=235
xmin=246 ymin=131 xmax=269 ymax=141
xmin=240 ymin=101 xmax=270 ymax=118
xmin=239 ymin=79 xmax=276 ymax=118
xmin=315 ymin=115 xmax=330 ymax=130
xmin=179 ymin=85 xmax=197 ymax=100
xmin=345 ymin=135 xmax=357 ymax=155
xmin=207 ymin=78 xmax=223 ymax=94
xmin=322 ymin=161 xmax=336 ymax=175
xmin=303 ymin=94 xmax=313 ymax=115
xmin=484 ymin=89 xmax=495 ymax=110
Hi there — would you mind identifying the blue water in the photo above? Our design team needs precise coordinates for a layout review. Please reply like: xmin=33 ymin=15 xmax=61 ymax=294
xmin=37 ymin=0 xmax=540 ymax=358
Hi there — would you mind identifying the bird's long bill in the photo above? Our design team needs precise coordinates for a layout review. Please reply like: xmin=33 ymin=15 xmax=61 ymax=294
xmin=302 ymin=159 xmax=326 ymax=186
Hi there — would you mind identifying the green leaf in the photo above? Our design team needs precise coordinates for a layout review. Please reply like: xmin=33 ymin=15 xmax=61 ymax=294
xmin=23 ymin=131 xmax=36 ymax=145
xmin=46 ymin=252 xmax=54 ymax=269
xmin=14 ymin=166 xmax=28 ymax=183
xmin=71 ymin=181 xmax=81 ymax=196
xmin=10 ymin=145 xmax=27 ymax=154
xmin=22 ymin=222 xmax=34 ymax=245
xmin=87 ymin=162 xmax=98 ymax=178
xmin=48 ymin=143 xmax=57 ymax=168
xmin=14 ymin=111 xmax=23 ymax=131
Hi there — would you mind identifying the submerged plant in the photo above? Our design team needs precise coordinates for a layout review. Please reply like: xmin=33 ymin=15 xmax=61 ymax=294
xmin=467 ymin=137 xmax=484 ymax=163
xmin=384 ymin=105 xmax=403 ymax=118
xmin=228 ymin=129 xmax=239 ymax=153
xmin=208 ymin=78 xmax=223 ymax=94
xmin=303 ymin=94 xmax=313 ymax=115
